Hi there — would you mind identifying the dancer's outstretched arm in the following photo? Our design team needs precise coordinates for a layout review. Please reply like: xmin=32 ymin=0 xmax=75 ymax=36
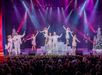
xmin=35 ymin=31 xmax=39 ymax=37
xmin=63 ymin=26 xmax=66 ymax=30
xmin=40 ymin=30 xmax=44 ymax=33
xmin=71 ymin=33 xmax=74 ymax=37
xmin=59 ymin=33 xmax=63 ymax=38
xmin=21 ymin=31 xmax=25 ymax=37
xmin=76 ymin=38 xmax=80 ymax=43
xmin=48 ymin=25 xmax=50 ymax=30
xmin=70 ymin=31 xmax=73 ymax=33
xmin=27 ymin=38 xmax=31 ymax=40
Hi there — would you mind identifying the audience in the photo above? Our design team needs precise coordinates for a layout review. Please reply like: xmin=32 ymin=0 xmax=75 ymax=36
xmin=0 ymin=56 xmax=102 ymax=75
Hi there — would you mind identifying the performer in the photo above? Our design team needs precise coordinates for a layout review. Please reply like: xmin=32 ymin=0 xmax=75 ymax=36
xmin=27 ymin=31 xmax=39 ymax=50
xmin=63 ymin=25 xmax=73 ymax=45
xmin=40 ymin=25 xmax=50 ymax=44
xmin=52 ymin=32 xmax=63 ymax=55
xmin=13 ymin=31 xmax=25 ymax=55
xmin=71 ymin=34 xmax=80 ymax=54
xmin=5 ymin=35 xmax=13 ymax=56
xmin=47 ymin=33 xmax=53 ymax=55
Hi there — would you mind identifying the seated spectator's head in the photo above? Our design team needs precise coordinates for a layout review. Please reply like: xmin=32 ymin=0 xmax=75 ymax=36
xmin=61 ymin=70 xmax=68 ymax=75
xmin=82 ymin=57 xmax=87 ymax=63
xmin=58 ymin=59 xmax=62 ymax=65
xmin=5 ymin=67 xmax=11 ymax=74
xmin=90 ymin=68 xmax=96 ymax=75
xmin=30 ymin=67 xmax=34 ymax=73
xmin=85 ymin=73 xmax=91 ymax=75
xmin=0 ymin=68 xmax=3 ymax=74
xmin=85 ymin=65 xmax=91 ymax=73
xmin=41 ymin=71 xmax=48 ymax=75
xmin=75 ymin=71 xmax=82 ymax=75
xmin=11 ymin=66 xmax=15 ymax=73
xmin=65 ymin=58 xmax=69 ymax=63
xmin=68 ymin=61 xmax=73 ymax=67
xmin=96 ymin=72 xmax=102 ymax=75
xmin=99 ymin=66 xmax=102 ymax=73
xmin=16 ymin=67 xmax=22 ymax=75
xmin=88 ymin=61 xmax=91 ymax=65
xmin=95 ymin=64 xmax=100 ymax=71
xmin=26 ymin=72 xmax=32 ymax=75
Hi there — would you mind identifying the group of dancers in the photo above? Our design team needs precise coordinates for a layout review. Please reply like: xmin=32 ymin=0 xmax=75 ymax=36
xmin=5 ymin=25 xmax=80 ymax=56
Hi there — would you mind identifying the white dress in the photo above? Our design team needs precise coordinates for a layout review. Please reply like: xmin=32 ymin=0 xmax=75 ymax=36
xmin=48 ymin=36 xmax=52 ymax=45
xmin=5 ymin=38 xmax=12 ymax=51
xmin=32 ymin=37 xmax=36 ymax=45
xmin=66 ymin=30 xmax=70 ymax=39
xmin=44 ymin=30 xmax=48 ymax=37
xmin=72 ymin=37 xmax=77 ymax=46
xmin=48 ymin=36 xmax=52 ymax=54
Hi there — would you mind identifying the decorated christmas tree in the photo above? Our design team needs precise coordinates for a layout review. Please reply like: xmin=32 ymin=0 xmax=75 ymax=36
xmin=93 ymin=27 xmax=102 ymax=49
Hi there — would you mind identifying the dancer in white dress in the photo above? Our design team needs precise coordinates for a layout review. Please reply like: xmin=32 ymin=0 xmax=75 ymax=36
xmin=27 ymin=31 xmax=39 ymax=50
xmin=40 ymin=25 xmax=50 ymax=44
xmin=63 ymin=25 xmax=73 ymax=45
xmin=47 ymin=33 xmax=53 ymax=55
xmin=52 ymin=32 xmax=63 ymax=55
xmin=5 ymin=35 xmax=13 ymax=56
xmin=71 ymin=34 xmax=80 ymax=54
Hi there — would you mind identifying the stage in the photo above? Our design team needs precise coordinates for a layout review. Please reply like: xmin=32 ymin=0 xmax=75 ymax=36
xmin=8 ymin=42 xmax=92 ymax=56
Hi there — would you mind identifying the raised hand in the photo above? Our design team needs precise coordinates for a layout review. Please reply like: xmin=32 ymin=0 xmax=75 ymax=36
xmin=24 ymin=31 xmax=26 ymax=34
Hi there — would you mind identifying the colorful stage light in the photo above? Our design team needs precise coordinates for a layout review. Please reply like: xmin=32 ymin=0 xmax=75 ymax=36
xmin=17 ymin=11 xmax=27 ymax=32
xmin=57 ymin=7 xmax=61 ymax=23
xmin=79 ymin=1 xmax=86 ymax=16
xmin=94 ymin=0 xmax=99 ymax=9
xmin=83 ymin=10 xmax=95 ymax=33
xmin=37 ymin=1 xmax=45 ymax=12
xmin=74 ymin=0 xmax=77 ymax=9
xmin=22 ymin=1 xmax=39 ymax=29
xmin=65 ymin=9 xmax=73 ymax=23
xmin=62 ymin=7 xmax=66 ymax=22
xmin=39 ymin=9 xmax=46 ymax=24
xmin=65 ymin=2 xmax=71 ymax=11
xmin=13 ymin=5 xmax=21 ymax=22
xmin=84 ymin=10 xmax=89 ymax=34
xmin=50 ymin=7 xmax=52 ymax=16
xmin=45 ymin=7 xmax=48 ymax=17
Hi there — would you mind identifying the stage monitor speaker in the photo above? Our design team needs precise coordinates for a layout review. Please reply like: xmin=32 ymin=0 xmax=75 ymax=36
xmin=28 ymin=50 xmax=36 ymax=55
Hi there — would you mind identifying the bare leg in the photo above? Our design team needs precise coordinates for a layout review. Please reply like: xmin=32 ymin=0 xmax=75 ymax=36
xmin=53 ymin=43 xmax=55 ymax=55
xmin=34 ymin=45 xmax=36 ymax=50
xmin=66 ymin=38 xmax=69 ymax=45
xmin=9 ymin=49 xmax=10 ymax=56
xmin=31 ymin=45 xmax=33 ymax=50
xmin=74 ymin=46 xmax=76 ymax=52
xmin=45 ymin=37 xmax=48 ymax=44
xmin=48 ymin=45 xmax=51 ymax=55
xmin=72 ymin=46 xmax=74 ymax=55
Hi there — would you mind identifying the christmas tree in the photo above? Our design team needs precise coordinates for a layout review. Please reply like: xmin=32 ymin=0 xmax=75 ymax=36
xmin=93 ymin=27 xmax=102 ymax=49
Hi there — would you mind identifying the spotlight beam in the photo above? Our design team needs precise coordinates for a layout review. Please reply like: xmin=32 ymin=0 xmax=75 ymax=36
xmin=74 ymin=0 xmax=77 ymax=9
xmin=22 ymin=1 xmax=39 ymax=29
xmin=39 ymin=9 xmax=46 ymax=24
xmin=94 ymin=0 xmax=99 ymax=9
xmin=84 ymin=10 xmax=88 ymax=34
xmin=37 ymin=1 xmax=45 ymax=12
xmin=62 ymin=8 xmax=66 ymax=22
xmin=79 ymin=1 xmax=86 ymax=16
xmin=65 ymin=2 xmax=71 ymax=11
xmin=49 ymin=7 xmax=52 ymax=16
xmin=13 ymin=5 xmax=22 ymax=23
xmin=65 ymin=9 xmax=73 ymax=23
xmin=17 ymin=11 xmax=27 ymax=32
xmin=57 ymin=7 xmax=61 ymax=23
